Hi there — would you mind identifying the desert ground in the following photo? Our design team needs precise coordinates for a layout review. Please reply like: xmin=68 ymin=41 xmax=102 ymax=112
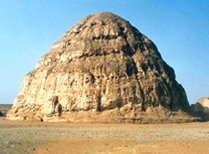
xmin=0 ymin=117 xmax=209 ymax=154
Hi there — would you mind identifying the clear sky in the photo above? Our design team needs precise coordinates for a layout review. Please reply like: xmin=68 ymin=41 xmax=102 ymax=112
xmin=0 ymin=0 xmax=208 ymax=104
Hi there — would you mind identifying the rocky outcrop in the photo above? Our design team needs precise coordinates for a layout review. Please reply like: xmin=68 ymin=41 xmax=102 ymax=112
xmin=0 ymin=110 xmax=3 ymax=116
xmin=7 ymin=12 xmax=193 ymax=123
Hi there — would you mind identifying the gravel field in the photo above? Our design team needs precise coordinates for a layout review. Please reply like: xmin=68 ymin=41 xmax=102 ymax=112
xmin=1 ymin=117 xmax=209 ymax=154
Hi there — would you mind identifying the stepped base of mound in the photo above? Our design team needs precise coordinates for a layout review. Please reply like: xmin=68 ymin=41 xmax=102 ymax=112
xmin=7 ymin=106 xmax=197 ymax=123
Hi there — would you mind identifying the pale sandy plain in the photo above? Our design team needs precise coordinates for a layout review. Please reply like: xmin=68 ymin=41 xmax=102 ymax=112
xmin=1 ymin=117 xmax=209 ymax=154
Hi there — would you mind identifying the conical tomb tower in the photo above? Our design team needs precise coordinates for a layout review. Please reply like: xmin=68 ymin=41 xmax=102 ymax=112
xmin=7 ymin=12 xmax=192 ymax=123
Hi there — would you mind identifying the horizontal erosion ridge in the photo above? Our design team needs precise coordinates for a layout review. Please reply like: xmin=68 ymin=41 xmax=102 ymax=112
xmin=68 ymin=49 xmax=134 ymax=62
xmin=36 ymin=49 xmax=135 ymax=70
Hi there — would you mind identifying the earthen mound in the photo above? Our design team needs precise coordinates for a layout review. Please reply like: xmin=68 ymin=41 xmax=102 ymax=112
xmin=0 ymin=104 xmax=12 ymax=115
xmin=7 ymin=12 xmax=193 ymax=123
xmin=192 ymin=97 xmax=209 ymax=114
xmin=191 ymin=97 xmax=209 ymax=121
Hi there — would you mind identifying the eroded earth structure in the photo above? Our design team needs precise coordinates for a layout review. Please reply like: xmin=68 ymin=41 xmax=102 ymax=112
xmin=7 ymin=12 xmax=192 ymax=123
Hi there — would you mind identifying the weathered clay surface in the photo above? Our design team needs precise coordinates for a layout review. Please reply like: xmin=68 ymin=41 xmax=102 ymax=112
xmin=7 ymin=12 xmax=193 ymax=123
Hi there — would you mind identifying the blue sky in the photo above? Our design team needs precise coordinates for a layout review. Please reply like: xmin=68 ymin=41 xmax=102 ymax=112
xmin=0 ymin=0 xmax=208 ymax=104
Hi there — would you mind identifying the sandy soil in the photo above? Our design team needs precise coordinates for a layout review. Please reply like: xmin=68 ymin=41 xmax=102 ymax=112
xmin=0 ymin=117 xmax=209 ymax=154
xmin=37 ymin=139 xmax=209 ymax=154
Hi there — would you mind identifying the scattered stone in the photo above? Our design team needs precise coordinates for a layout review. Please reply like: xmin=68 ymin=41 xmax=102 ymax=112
xmin=7 ymin=12 xmax=193 ymax=123
xmin=9 ymin=144 xmax=16 ymax=148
